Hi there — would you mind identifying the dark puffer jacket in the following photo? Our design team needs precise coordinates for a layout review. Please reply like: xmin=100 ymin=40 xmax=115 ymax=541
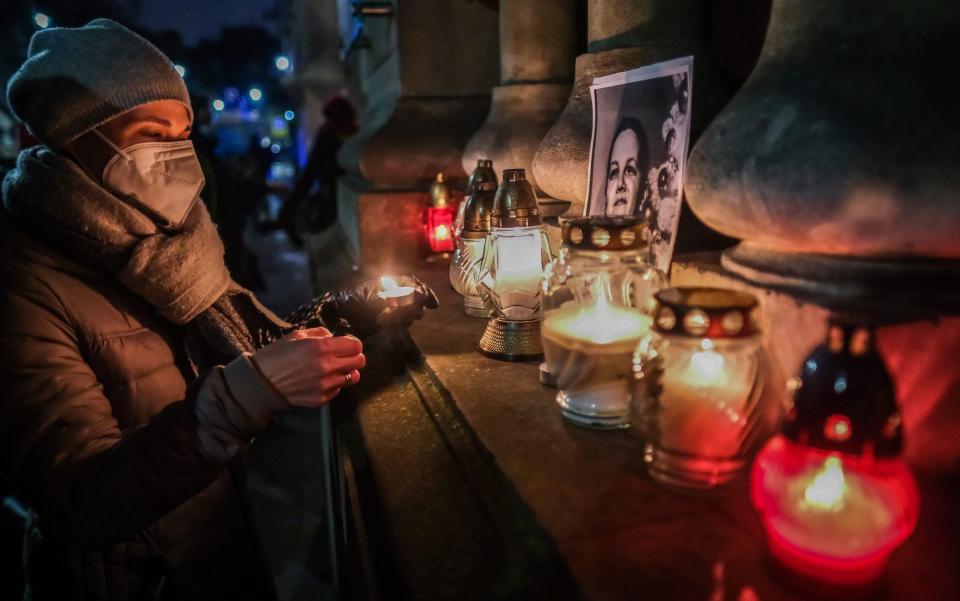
xmin=0 ymin=215 xmax=287 ymax=601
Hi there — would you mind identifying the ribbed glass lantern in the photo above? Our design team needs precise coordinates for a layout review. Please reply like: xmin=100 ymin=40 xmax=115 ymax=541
xmin=449 ymin=181 xmax=497 ymax=317
xmin=476 ymin=168 xmax=552 ymax=361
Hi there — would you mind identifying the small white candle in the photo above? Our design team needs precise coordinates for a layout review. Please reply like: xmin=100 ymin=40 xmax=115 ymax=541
xmin=658 ymin=338 xmax=756 ymax=457
xmin=542 ymin=297 xmax=652 ymax=419
xmin=774 ymin=456 xmax=900 ymax=559
xmin=377 ymin=276 xmax=416 ymax=307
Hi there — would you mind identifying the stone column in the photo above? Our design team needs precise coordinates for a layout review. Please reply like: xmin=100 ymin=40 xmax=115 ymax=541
xmin=682 ymin=1 xmax=960 ymax=472
xmin=462 ymin=0 xmax=576 ymax=204
xmin=532 ymin=0 xmax=720 ymax=215
xmin=315 ymin=0 xmax=498 ymax=277
xmin=684 ymin=0 xmax=960 ymax=314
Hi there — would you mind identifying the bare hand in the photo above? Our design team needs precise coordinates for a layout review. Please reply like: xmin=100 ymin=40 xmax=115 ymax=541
xmin=250 ymin=327 xmax=365 ymax=407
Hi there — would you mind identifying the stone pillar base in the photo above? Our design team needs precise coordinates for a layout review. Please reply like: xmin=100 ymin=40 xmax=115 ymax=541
xmin=722 ymin=243 xmax=960 ymax=317
xmin=463 ymin=82 xmax=570 ymax=199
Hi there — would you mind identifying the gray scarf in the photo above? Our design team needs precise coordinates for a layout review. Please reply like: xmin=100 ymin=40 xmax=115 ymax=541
xmin=2 ymin=146 xmax=290 ymax=368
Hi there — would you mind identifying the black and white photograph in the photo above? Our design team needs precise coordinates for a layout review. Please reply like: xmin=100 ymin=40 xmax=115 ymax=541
xmin=586 ymin=57 xmax=693 ymax=272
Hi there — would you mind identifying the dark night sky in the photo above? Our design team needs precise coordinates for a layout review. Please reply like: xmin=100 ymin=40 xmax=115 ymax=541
xmin=137 ymin=0 xmax=278 ymax=44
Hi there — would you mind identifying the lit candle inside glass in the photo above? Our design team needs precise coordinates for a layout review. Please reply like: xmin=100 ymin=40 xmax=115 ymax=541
xmin=542 ymin=294 xmax=652 ymax=425
xmin=752 ymin=436 xmax=919 ymax=585
xmin=657 ymin=337 xmax=757 ymax=457
xmin=479 ymin=227 xmax=545 ymax=320
xmin=377 ymin=276 xmax=416 ymax=307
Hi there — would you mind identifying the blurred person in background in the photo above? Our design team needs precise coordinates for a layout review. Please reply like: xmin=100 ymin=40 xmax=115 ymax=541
xmin=0 ymin=19 xmax=436 ymax=601
xmin=277 ymin=95 xmax=357 ymax=246
xmin=217 ymin=133 xmax=273 ymax=290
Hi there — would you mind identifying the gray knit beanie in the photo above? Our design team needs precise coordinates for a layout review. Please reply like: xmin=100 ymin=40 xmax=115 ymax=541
xmin=6 ymin=18 xmax=192 ymax=149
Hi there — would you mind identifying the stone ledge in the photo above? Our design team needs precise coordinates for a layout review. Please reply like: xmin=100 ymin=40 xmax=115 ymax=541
xmin=387 ymin=257 xmax=960 ymax=600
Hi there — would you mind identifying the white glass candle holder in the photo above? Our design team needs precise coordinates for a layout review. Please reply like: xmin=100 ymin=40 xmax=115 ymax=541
xmin=541 ymin=217 xmax=665 ymax=429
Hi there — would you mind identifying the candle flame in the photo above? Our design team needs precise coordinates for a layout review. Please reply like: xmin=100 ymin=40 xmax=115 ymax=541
xmin=434 ymin=224 xmax=451 ymax=241
xmin=690 ymin=349 xmax=725 ymax=381
xmin=804 ymin=456 xmax=847 ymax=511
xmin=380 ymin=276 xmax=399 ymax=291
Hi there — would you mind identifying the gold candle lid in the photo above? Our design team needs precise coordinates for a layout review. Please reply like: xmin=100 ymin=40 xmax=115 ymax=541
xmin=653 ymin=287 xmax=758 ymax=338
xmin=491 ymin=168 xmax=542 ymax=228
xmin=462 ymin=181 xmax=497 ymax=239
xmin=467 ymin=159 xmax=497 ymax=194
xmin=429 ymin=172 xmax=452 ymax=208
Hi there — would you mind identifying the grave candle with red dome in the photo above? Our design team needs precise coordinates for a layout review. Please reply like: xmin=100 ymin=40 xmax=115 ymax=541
xmin=751 ymin=318 xmax=919 ymax=589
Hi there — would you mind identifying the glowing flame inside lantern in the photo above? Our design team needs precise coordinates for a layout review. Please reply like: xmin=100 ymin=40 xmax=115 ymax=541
xmin=751 ymin=436 xmax=920 ymax=586
xmin=804 ymin=456 xmax=847 ymax=511
xmin=689 ymin=338 xmax=726 ymax=382
xmin=425 ymin=206 xmax=456 ymax=253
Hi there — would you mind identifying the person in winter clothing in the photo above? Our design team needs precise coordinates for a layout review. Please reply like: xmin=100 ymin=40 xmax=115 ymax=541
xmin=0 ymin=19 xmax=437 ymax=601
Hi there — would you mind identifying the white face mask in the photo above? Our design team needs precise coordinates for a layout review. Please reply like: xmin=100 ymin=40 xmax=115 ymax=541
xmin=94 ymin=129 xmax=205 ymax=230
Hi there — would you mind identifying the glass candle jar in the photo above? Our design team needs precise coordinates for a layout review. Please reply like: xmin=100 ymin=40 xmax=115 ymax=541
xmin=633 ymin=287 xmax=767 ymax=490
xmin=751 ymin=319 xmax=918 ymax=588
xmin=541 ymin=217 xmax=665 ymax=429
xmin=449 ymin=181 xmax=497 ymax=316
xmin=477 ymin=168 xmax=552 ymax=361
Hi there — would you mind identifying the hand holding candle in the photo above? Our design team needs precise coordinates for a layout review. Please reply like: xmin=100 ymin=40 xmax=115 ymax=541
xmin=321 ymin=274 xmax=440 ymax=338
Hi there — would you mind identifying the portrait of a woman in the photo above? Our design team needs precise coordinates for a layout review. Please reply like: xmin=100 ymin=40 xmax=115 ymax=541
xmin=603 ymin=117 xmax=649 ymax=217
xmin=586 ymin=57 xmax=693 ymax=271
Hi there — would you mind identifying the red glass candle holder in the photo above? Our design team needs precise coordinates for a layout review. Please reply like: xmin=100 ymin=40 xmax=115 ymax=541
xmin=752 ymin=435 xmax=919 ymax=586
xmin=424 ymin=204 xmax=456 ymax=254
xmin=751 ymin=319 xmax=919 ymax=591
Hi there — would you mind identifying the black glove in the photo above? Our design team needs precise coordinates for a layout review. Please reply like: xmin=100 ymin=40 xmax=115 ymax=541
xmin=287 ymin=275 xmax=439 ymax=339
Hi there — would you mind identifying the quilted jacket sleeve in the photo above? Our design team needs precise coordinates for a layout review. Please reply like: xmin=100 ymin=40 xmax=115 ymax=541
xmin=0 ymin=280 xmax=289 ymax=550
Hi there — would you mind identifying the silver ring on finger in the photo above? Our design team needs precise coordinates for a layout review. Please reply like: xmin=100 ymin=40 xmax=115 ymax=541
xmin=344 ymin=372 xmax=352 ymax=385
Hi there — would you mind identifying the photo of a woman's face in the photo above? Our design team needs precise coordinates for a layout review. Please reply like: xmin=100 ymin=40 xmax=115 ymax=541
xmin=605 ymin=129 xmax=641 ymax=216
